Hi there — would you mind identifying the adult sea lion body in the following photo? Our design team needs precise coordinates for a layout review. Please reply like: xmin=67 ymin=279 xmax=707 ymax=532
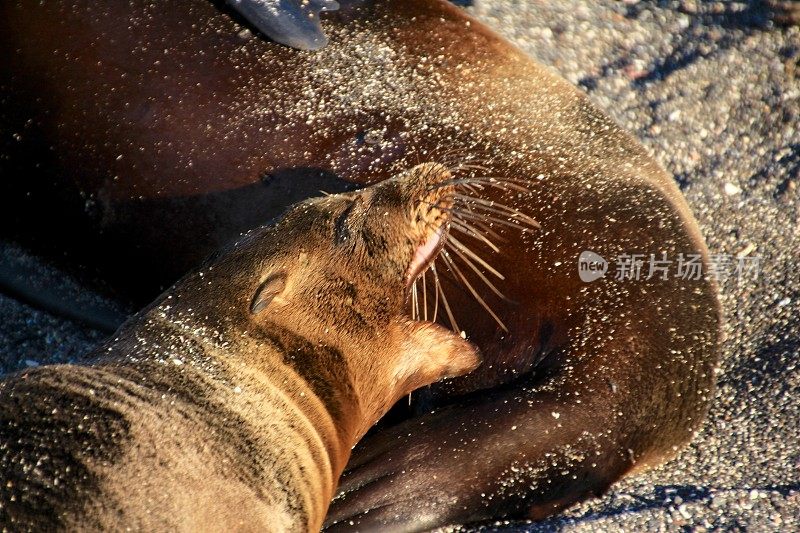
xmin=0 ymin=0 xmax=721 ymax=529
xmin=0 ymin=164 xmax=480 ymax=530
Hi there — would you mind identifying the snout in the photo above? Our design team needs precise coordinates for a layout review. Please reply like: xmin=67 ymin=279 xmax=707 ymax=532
xmin=401 ymin=163 xmax=455 ymax=287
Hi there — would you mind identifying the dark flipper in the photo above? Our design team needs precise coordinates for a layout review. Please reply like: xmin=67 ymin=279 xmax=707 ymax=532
xmin=324 ymin=385 xmax=637 ymax=532
xmin=227 ymin=0 xmax=340 ymax=50
xmin=0 ymin=244 xmax=127 ymax=333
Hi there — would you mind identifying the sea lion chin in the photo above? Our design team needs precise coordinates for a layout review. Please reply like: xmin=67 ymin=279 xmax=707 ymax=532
xmin=0 ymin=163 xmax=480 ymax=531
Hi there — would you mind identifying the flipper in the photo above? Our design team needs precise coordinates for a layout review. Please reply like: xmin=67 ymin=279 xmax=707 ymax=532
xmin=227 ymin=0 xmax=340 ymax=50
xmin=0 ymin=243 xmax=128 ymax=333
xmin=324 ymin=385 xmax=633 ymax=531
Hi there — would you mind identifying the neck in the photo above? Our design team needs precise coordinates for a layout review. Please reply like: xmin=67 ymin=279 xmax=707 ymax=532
xmin=100 ymin=312 xmax=371 ymax=528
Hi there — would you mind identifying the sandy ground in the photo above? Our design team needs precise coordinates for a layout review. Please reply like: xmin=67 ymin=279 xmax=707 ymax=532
xmin=1 ymin=0 xmax=798 ymax=530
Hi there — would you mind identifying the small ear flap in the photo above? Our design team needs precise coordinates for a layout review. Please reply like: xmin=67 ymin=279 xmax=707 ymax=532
xmin=250 ymin=274 xmax=287 ymax=314
xmin=394 ymin=321 xmax=482 ymax=391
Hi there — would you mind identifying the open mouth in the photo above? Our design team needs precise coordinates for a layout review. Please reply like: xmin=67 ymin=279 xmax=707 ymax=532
xmin=405 ymin=222 xmax=448 ymax=288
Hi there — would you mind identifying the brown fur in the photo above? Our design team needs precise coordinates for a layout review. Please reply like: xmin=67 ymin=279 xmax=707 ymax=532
xmin=0 ymin=0 xmax=721 ymax=529
xmin=0 ymin=164 xmax=479 ymax=531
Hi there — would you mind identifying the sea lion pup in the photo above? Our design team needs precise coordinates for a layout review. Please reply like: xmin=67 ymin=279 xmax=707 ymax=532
xmin=0 ymin=163 xmax=480 ymax=531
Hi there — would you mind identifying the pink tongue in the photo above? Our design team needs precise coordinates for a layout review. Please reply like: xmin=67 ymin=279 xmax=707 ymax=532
xmin=408 ymin=227 xmax=444 ymax=283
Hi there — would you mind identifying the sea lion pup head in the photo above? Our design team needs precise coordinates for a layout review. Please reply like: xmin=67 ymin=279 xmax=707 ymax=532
xmin=168 ymin=162 xmax=481 ymax=442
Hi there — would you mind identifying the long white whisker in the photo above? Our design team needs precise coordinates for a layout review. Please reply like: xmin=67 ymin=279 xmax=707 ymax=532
xmin=454 ymin=194 xmax=540 ymax=228
xmin=450 ymin=219 xmax=500 ymax=252
xmin=452 ymin=215 xmax=505 ymax=244
xmin=448 ymin=235 xmax=505 ymax=280
xmin=441 ymin=251 xmax=508 ymax=332
xmin=425 ymin=175 xmax=530 ymax=193
xmin=411 ymin=279 xmax=419 ymax=321
xmin=453 ymin=208 xmax=536 ymax=233
xmin=458 ymin=176 xmax=531 ymax=194
xmin=433 ymin=262 xmax=460 ymax=333
xmin=431 ymin=263 xmax=441 ymax=324
xmin=445 ymin=241 xmax=511 ymax=302
xmin=422 ymin=268 xmax=428 ymax=321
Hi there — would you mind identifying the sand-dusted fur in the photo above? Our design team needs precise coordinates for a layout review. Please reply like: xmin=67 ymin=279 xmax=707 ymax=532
xmin=1 ymin=0 xmax=721 ymax=529
xmin=0 ymin=164 xmax=480 ymax=531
